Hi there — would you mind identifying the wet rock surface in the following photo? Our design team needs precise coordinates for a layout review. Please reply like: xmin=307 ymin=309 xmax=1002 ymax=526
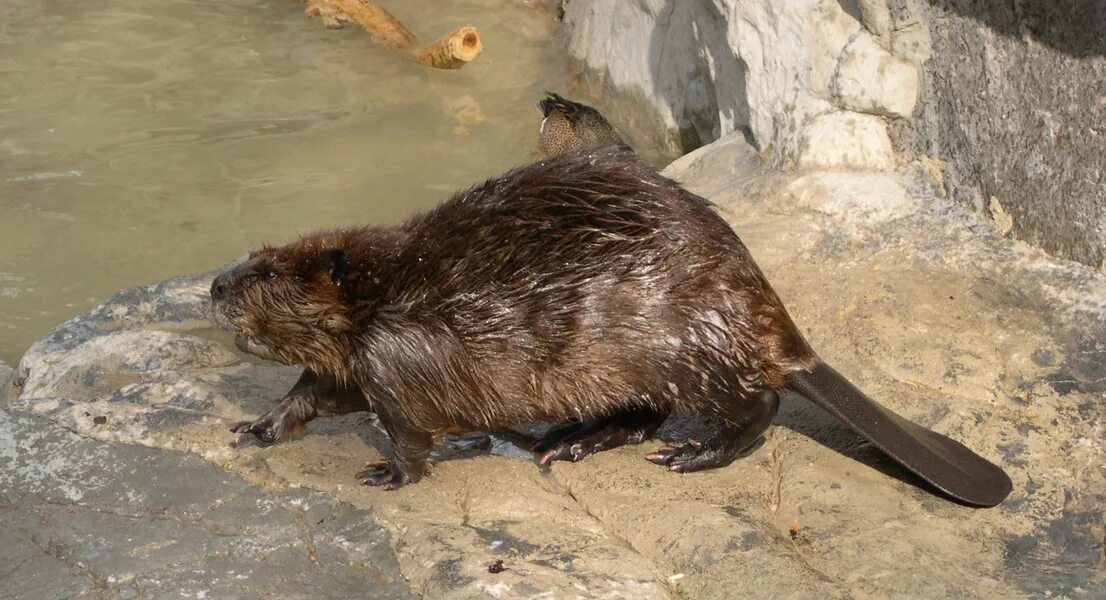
xmin=0 ymin=406 xmax=413 ymax=600
xmin=7 ymin=136 xmax=1106 ymax=598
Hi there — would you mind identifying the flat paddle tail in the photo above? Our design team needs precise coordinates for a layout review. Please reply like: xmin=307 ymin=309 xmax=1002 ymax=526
xmin=787 ymin=362 xmax=1012 ymax=507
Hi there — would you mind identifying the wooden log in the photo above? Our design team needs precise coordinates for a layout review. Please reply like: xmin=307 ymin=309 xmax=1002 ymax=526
xmin=413 ymin=25 xmax=483 ymax=70
xmin=333 ymin=0 xmax=416 ymax=50
xmin=299 ymin=0 xmax=483 ymax=70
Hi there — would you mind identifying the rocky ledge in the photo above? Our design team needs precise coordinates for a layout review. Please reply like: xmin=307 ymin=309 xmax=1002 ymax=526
xmin=6 ymin=137 xmax=1106 ymax=598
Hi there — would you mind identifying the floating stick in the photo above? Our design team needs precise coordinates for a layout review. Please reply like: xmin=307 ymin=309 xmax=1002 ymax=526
xmin=413 ymin=25 xmax=483 ymax=70
xmin=299 ymin=0 xmax=483 ymax=70
xmin=332 ymin=0 xmax=416 ymax=50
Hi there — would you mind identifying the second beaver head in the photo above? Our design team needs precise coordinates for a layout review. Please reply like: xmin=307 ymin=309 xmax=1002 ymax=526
xmin=537 ymin=92 xmax=624 ymax=156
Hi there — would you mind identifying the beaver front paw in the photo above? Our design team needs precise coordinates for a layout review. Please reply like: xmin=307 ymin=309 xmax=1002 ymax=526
xmin=355 ymin=461 xmax=411 ymax=491
xmin=229 ymin=412 xmax=293 ymax=445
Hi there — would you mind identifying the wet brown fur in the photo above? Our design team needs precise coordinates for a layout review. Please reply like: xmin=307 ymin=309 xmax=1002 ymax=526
xmin=212 ymin=147 xmax=811 ymax=486
xmin=211 ymin=145 xmax=1013 ymax=505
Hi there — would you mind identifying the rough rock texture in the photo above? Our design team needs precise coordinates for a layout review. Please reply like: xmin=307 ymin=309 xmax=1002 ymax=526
xmin=797 ymin=111 xmax=896 ymax=171
xmin=0 ymin=360 xmax=12 ymax=404
xmin=0 ymin=406 xmax=414 ymax=600
xmin=9 ymin=136 xmax=1105 ymax=598
xmin=888 ymin=0 xmax=1106 ymax=268
xmin=834 ymin=32 xmax=920 ymax=118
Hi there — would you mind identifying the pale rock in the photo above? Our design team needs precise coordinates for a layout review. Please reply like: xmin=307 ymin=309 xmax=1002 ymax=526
xmin=797 ymin=111 xmax=895 ymax=170
xmin=661 ymin=130 xmax=759 ymax=182
xmin=856 ymin=0 xmax=893 ymax=38
xmin=563 ymin=0 xmax=876 ymax=163
xmin=564 ymin=0 xmax=744 ymax=147
xmin=835 ymin=32 xmax=920 ymax=118
xmin=989 ymin=196 xmax=1015 ymax=236
xmin=809 ymin=0 xmax=862 ymax=99
xmin=786 ymin=171 xmax=914 ymax=226
xmin=888 ymin=0 xmax=932 ymax=63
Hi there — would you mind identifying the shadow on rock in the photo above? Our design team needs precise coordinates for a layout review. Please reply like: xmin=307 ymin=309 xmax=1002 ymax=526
xmin=772 ymin=393 xmax=975 ymax=504
xmin=923 ymin=0 xmax=1106 ymax=57
xmin=646 ymin=0 xmax=755 ymax=151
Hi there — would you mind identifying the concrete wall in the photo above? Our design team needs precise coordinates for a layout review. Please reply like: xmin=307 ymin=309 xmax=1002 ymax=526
xmin=886 ymin=0 xmax=1106 ymax=268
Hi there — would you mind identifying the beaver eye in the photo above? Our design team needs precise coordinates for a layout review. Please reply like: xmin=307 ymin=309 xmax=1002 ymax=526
xmin=265 ymin=269 xmax=278 ymax=280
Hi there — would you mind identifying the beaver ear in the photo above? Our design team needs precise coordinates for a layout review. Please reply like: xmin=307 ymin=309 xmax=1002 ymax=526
xmin=320 ymin=248 xmax=348 ymax=286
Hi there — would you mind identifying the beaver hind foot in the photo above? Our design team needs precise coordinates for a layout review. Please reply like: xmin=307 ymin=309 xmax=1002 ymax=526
xmin=534 ymin=406 xmax=666 ymax=465
xmin=646 ymin=390 xmax=780 ymax=473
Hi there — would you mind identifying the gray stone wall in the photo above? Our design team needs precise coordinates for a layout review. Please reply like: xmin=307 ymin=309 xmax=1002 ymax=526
xmin=888 ymin=0 xmax=1106 ymax=269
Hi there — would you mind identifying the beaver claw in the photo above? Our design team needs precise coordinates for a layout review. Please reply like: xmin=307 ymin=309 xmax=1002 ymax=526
xmin=536 ymin=426 xmax=651 ymax=464
xmin=356 ymin=461 xmax=410 ymax=491
xmin=645 ymin=437 xmax=756 ymax=473
xmin=533 ymin=407 xmax=664 ymax=465
xmin=645 ymin=440 xmax=715 ymax=473
xmin=229 ymin=415 xmax=284 ymax=445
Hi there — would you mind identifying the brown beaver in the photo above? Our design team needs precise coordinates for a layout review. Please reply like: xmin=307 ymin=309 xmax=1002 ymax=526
xmin=211 ymin=146 xmax=1012 ymax=507
xmin=537 ymin=92 xmax=624 ymax=156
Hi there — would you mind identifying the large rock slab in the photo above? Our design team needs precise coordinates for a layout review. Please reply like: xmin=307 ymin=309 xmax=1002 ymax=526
xmin=9 ymin=136 xmax=1106 ymax=598
xmin=0 ymin=407 xmax=413 ymax=600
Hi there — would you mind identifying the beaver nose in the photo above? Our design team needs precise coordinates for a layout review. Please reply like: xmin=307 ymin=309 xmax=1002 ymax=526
xmin=211 ymin=273 xmax=230 ymax=301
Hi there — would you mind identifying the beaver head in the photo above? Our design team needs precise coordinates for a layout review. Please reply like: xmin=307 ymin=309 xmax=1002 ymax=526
xmin=537 ymin=92 xmax=623 ymax=157
xmin=210 ymin=229 xmax=385 ymax=377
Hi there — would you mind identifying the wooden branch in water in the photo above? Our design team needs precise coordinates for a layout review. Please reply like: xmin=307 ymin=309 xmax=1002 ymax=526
xmin=332 ymin=0 xmax=416 ymax=50
xmin=300 ymin=0 xmax=483 ymax=70
xmin=414 ymin=25 xmax=483 ymax=69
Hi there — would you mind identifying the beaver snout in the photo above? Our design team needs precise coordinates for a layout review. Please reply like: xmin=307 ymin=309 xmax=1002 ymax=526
xmin=211 ymin=273 xmax=231 ymax=301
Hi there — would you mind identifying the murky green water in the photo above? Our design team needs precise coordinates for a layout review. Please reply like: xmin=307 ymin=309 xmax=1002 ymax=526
xmin=0 ymin=0 xmax=566 ymax=365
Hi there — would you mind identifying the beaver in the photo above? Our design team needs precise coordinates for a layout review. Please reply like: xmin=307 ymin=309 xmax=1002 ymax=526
xmin=211 ymin=145 xmax=1012 ymax=507
xmin=537 ymin=92 xmax=624 ymax=156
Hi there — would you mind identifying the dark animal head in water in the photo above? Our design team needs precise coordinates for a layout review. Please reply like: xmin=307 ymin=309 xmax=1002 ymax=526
xmin=537 ymin=92 xmax=624 ymax=157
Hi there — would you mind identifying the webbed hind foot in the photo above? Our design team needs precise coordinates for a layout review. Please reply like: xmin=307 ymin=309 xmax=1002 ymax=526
xmin=646 ymin=389 xmax=779 ymax=473
xmin=534 ymin=406 xmax=665 ymax=465
xmin=646 ymin=437 xmax=753 ymax=472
